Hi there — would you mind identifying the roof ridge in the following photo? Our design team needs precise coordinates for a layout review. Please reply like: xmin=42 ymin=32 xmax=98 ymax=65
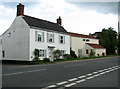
xmin=69 ymin=32 xmax=98 ymax=39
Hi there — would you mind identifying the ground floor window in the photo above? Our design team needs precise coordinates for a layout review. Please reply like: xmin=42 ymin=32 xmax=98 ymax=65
xmin=2 ymin=51 xmax=5 ymax=58
xmin=86 ymin=49 xmax=89 ymax=54
xmin=78 ymin=49 xmax=82 ymax=57
xmin=39 ymin=49 xmax=46 ymax=57
xmin=61 ymin=50 xmax=66 ymax=56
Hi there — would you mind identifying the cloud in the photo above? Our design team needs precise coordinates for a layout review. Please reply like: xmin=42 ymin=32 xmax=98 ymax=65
xmin=69 ymin=2 xmax=118 ymax=15
xmin=0 ymin=1 xmax=118 ymax=35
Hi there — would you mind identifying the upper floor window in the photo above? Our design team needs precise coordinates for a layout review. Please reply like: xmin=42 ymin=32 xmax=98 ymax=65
xmin=8 ymin=32 xmax=11 ymax=37
xmin=59 ymin=35 xmax=65 ymax=44
xmin=47 ymin=33 xmax=54 ymax=43
xmin=83 ymin=39 xmax=85 ymax=41
xmin=35 ymin=31 xmax=44 ymax=42
xmin=86 ymin=39 xmax=90 ymax=42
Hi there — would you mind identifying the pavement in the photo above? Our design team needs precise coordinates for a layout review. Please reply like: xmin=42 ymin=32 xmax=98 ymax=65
xmin=1 ymin=56 xmax=120 ymax=89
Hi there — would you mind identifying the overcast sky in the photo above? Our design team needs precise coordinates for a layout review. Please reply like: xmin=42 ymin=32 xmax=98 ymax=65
xmin=0 ymin=0 xmax=118 ymax=35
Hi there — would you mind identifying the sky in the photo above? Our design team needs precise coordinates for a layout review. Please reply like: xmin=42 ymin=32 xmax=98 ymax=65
xmin=0 ymin=0 xmax=119 ymax=35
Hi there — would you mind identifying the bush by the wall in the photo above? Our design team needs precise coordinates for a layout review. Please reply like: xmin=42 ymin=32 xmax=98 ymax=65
xmin=43 ymin=58 xmax=50 ymax=63
xmin=63 ymin=54 xmax=72 ymax=59
xmin=70 ymin=49 xmax=77 ymax=58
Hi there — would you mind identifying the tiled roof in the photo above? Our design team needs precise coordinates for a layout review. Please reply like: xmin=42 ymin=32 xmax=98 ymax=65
xmin=69 ymin=32 xmax=98 ymax=39
xmin=86 ymin=43 xmax=105 ymax=49
xmin=22 ymin=15 xmax=69 ymax=34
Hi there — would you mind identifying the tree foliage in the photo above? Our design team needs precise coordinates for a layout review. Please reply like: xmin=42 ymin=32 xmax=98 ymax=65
xmin=92 ymin=27 xmax=117 ymax=55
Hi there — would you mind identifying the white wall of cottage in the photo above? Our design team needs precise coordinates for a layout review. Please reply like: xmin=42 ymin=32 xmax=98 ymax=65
xmin=2 ymin=16 xmax=30 ymax=61
xmin=29 ymin=28 xmax=70 ymax=61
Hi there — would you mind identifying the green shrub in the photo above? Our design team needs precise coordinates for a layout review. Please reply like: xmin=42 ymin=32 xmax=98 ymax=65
xmin=70 ymin=49 xmax=77 ymax=58
xmin=102 ymin=53 xmax=105 ymax=56
xmin=33 ymin=49 xmax=40 ymax=62
xmin=43 ymin=58 xmax=50 ymax=63
xmin=53 ymin=49 xmax=62 ymax=59
xmin=33 ymin=56 xmax=40 ymax=62
xmin=63 ymin=54 xmax=72 ymax=59
xmin=89 ymin=50 xmax=95 ymax=57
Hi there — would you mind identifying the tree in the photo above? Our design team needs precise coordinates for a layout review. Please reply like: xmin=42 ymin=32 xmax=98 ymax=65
xmin=92 ymin=27 xmax=117 ymax=55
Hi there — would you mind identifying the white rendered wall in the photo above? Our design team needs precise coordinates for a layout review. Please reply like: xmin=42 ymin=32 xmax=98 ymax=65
xmin=70 ymin=36 xmax=99 ymax=57
xmin=29 ymin=28 xmax=70 ymax=61
xmin=2 ymin=16 xmax=30 ymax=61
xmin=95 ymin=49 xmax=106 ymax=56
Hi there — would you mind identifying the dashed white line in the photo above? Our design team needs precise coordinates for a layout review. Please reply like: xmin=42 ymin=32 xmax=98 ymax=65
xmin=47 ymin=85 xmax=56 ymax=88
xmin=65 ymin=83 xmax=76 ymax=87
xmin=78 ymin=75 xmax=86 ymax=79
xmin=68 ymin=78 xmax=78 ymax=81
xmin=92 ymin=72 xmax=98 ymax=74
xmin=57 ymin=81 xmax=68 ymax=85
xmin=76 ymin=79 xmax=86 ymax=83
xmin=86 ymin=76 xmax=94 ymax=80
xmin=86 ymin=73 xmax=93 ymax=76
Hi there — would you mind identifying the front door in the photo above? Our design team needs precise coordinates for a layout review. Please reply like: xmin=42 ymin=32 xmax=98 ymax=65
xmin=49 ymin=48 xmax=54 ymax=61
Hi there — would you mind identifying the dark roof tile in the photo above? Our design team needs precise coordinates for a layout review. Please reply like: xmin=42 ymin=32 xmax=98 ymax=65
xmin=22 ymin=15 xmax=68 ymax=34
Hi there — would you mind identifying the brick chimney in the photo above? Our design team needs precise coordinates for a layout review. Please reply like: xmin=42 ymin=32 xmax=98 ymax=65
xmin=17 ymin=3 xmax=24 ymax=16
xmin=57 ymin=16 xmax=62 ymax=25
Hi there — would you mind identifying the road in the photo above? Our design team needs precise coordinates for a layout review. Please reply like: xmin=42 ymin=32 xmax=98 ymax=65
xmin=2 ymin=56 xmax=120 ymax=89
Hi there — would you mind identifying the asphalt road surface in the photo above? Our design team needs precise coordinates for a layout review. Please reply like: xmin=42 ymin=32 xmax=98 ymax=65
xmin=2 ymin=56 xmax=120 ymax=89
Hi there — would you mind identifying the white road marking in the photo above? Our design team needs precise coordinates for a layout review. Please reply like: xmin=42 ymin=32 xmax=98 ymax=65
xmin=65 ymin=83 xmax=76 ymax=87
xmin=86 ymin=73 xmax=93 ymax=76
xmin=42 ymin=66 xmax=119 ymax=88
xmin=76 ymin=79 xmax=86 ymax=83
xmin=86 ymin=76 xmax=94 ymax=80
xmin=57 ymin=81 xmax=68 ymax=85
xmin=78 ymin=75 xmax=86 ymax=79
xmin=92 ymin=72 xmax=98 ymax=74
xmin=47 ymin=85 xmax=56 ymax=88
xmin=68 ymin=78 xmax=78 ymax=81
xmin=93 ymin=74 xmax=101 ymax=77
xmin=98 ymin=70 xmax=104 ymax=72
xmin=2 ymin=69 xmax=46 ymax=76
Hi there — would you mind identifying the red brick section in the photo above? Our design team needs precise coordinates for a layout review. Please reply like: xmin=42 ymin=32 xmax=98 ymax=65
xmin=57 ymin=16 xmax=62 ymax=25
xmin=86 ymin=43 xmax=105 ymax=49
xmin=17 ymin=3 xmax=24 ymax=16
xmin=69 ymin=32 xmax=98 ymax=39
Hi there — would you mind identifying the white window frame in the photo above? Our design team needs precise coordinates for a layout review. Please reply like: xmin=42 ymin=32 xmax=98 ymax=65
xmin=35 ymin=31 xmax=44 ymax=42
xmin=39 ymin=49 xmax=46 ymax=57
xmin=47 ymin=33 xmax=54 ymax=43
xmin=59 ymin=35 xmax=65 ymax=44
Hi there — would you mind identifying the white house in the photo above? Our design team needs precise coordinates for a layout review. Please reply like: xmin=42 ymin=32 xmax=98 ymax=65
xmin=2 ymin=3 xmax=70 ymax=61
xmin=69 ymin=32 xmax=106 ymax=57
